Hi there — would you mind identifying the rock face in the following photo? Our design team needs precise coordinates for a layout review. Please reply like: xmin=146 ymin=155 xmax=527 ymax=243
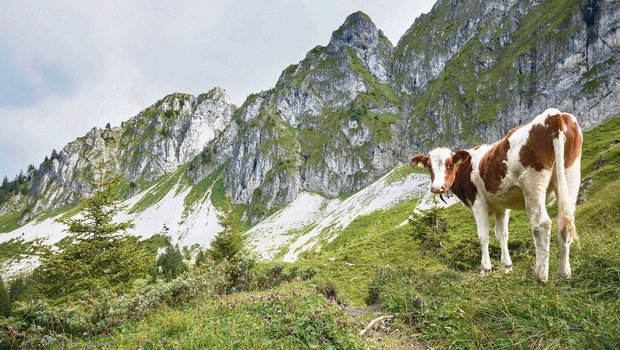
xmin=2 ymin=88 xmax=235 ymax=221
xmin=2 ymin=0 xmax=620 ymax=228
xmin=219 ymin=0 xmax=620 ymax=223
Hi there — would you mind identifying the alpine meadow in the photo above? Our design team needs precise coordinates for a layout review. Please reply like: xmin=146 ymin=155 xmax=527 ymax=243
xmin=1 ymin=0 xmax=619 ymax=349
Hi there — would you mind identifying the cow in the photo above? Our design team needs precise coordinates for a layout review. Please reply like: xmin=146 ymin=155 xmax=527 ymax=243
xmin=411 ymin=108 xmax=582 ymax=282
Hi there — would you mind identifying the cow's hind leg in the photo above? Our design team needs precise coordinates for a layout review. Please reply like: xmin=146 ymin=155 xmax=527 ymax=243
xmin=473 ymin=202 xmax=492 ymax=275
xmin=557 ymin=159 xmax=581 ymax=279
xmin=495 ymin=209 xmax=513 ymax=274
xmin=523 ymin=170 xmax=553 ymax=283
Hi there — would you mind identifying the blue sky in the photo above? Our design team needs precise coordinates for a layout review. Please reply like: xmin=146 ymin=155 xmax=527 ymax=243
xmin=0 ymin=0 xmax=435 ymax=180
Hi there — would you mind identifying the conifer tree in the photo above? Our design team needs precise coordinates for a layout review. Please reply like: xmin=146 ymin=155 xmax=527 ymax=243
xmin=209 ymin=198 xmax=245 ymax=262
xmin=156 ymin=244 xmax=188 ymax=281
xmin=194 ymin=248 xmax=207 ymax=267
xmin=0 ymin=277 xmax=10 ymax=317
xmin=39 ymin=162 xmax=150 ymax=297
xmin=8 ymin=277 xmax=25 ymax=303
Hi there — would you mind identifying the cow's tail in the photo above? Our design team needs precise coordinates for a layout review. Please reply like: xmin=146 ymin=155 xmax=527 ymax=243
xmin=552 ymin=119 xmax=579 ymax=243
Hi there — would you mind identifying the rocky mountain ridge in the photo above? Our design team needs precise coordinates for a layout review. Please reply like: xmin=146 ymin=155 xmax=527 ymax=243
xmin=1 ymin=0 xmax=619 ymax=232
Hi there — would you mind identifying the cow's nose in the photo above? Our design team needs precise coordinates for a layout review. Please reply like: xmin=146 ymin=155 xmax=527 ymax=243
xmin=431 ymin=186 xmax=443 ymax=193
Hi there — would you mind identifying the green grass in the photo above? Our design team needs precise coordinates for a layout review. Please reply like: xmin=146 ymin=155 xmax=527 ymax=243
xmin=129 ymin=163 xmax=191 ymax=214
xmin=183 ymin=164 xmax=225 ymax=213
xmin=297 ymin=199 xmax=427 ymax=305
xmin=0 ymin=209 xmax=23 ymax=233
xmin=385 ymin=164 xmax=426 ymax=184
xmin=58 ymin=282 xmax=370 ymax=350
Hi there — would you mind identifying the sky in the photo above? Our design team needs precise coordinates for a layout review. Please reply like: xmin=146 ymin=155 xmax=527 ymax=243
xmin=0 ymin=0 xmax=435 ymax=180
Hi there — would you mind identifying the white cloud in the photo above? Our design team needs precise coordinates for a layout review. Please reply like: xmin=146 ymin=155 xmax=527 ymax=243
xmin=0 ymin=0 xmax=435 ymax=179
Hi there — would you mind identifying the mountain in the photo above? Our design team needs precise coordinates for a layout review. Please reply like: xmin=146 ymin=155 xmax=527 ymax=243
xmin=1 ymin=0 xmax=619 ymax=269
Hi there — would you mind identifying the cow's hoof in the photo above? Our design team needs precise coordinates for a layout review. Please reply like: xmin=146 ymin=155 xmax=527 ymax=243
xmin=534 ymin=271 xmax=549 ymax=283
xmin=501 ymin=264 xmax=513 ymax=274
xmin=557 ymin=267 xmax=571 ymax=279
xmin=479 ymin=267 xmax=492 ymax=276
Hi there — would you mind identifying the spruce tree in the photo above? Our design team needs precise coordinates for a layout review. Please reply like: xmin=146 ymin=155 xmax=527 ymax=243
xmin=194 ymin=249 xmax=207 ymax=267
xmin=209 ymin=198 xmax=245 ymax=262
xmin=39 ymin=162 xmax=150 ymax=297
xmin=8 ymin=277 xmax=25 ymax=303
xmin=0 ymin=277 xmax=10 ymax=317
xmin=156 ymin=244 xmax=188 ymax=281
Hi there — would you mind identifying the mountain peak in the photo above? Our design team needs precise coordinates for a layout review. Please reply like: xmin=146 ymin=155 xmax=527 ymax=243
xmin=198 ymin=87 xmax=230 ymax=104
xmin=343 ymin=11 xmax=374 ymax=28
xmin=328 ymin=11 xmax=390 ymax=51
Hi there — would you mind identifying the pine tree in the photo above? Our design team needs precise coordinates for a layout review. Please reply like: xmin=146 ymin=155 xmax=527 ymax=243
xmin=156 ymin=244 xmax=188 ymax=281
xmin=209 ymin=198 xmax=245 ymax=263
xmin=39 ymin=162 xmax=150 ymax=297
xmin=8 ymin=277 xmax=25 ymax=303
xmin=50 ymin=149 xmax=59 ymax=160
xmin=0 ymin=277 xmax=10 ymax=317
xmin=194 ymin=249 xmax=207 ymax=267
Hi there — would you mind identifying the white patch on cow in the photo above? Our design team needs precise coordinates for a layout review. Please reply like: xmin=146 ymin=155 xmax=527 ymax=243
xmin=532 ymin=108 xmax=562 ymax=125
xmin=428 ymin=147 xmax=452 ymax=191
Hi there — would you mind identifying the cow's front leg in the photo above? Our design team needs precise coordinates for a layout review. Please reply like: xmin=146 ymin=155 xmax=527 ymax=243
xmin=495 ymin=209 xmax=513 ymax=274
xmin=473 ymin=203 xmax=492 ymax=275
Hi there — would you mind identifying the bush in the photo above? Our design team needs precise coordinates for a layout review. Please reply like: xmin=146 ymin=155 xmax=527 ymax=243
xmin=155 ymin=244 xmax=188 ymax=281
xmin=408 ymin=204 xmax=451 ymax=251
xmin=207 ymin=253 xmax=256 ymax=295
xmin=315 ymin=279 xmax=343 ymax=304
xmin=3 ymin=270 xmax=211 ymax=348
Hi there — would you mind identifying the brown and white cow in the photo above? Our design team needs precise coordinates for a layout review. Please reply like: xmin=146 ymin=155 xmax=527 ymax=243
xmin=411 ymin=108 xmax=582 ymax=282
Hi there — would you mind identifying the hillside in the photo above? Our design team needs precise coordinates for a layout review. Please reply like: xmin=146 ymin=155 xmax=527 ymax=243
xmin=1 ymin=0 xmax=619 ymax=347
xmin=37 ymin=110 xmax=620 ymax=350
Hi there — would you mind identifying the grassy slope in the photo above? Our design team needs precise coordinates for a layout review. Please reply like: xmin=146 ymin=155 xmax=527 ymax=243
xmin=307 ymin=115 xmax=620 ymax=349
xmin=52 ymin=116 xmax=620 ymax=349
xmin=60 ymin=282 xmax=374 ymax=350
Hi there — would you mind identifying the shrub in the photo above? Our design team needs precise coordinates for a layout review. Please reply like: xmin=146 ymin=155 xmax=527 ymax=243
xmin=315 ymin=279 xmax=343 ymax=304
xmin=155 ymin=244 xmax=188 ymax=281
xmin=4 ymin=270 xmax=211 ymax=348
xmin=207 ymin=252 xmax=256 ymax=295
xmin=408 ymin=204 xmax=451 ymax=251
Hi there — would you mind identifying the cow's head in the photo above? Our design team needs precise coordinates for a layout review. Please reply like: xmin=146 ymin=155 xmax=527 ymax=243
xmin=411 ymin=148 xmax=470 ymax=194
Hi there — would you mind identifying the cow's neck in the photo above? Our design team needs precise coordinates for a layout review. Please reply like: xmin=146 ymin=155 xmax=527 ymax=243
xmin=449 ymin=157 xmax=477 ymax=208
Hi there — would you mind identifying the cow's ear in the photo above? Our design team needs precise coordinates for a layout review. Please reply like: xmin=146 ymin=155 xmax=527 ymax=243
xmin=452 ymin=150 xmax=470 ymax=165
xmin=411 ymin=154 xmax=429 ymax=168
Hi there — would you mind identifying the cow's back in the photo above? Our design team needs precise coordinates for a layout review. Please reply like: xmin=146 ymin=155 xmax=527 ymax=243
xmin=471 ymin=109 xmax=582 ymax=210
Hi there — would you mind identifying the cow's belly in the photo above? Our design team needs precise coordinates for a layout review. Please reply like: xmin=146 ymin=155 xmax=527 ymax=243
xmin=485 ymin=184 xmax=556 ymax=211
xmin=486 ymin=185 xmax=526 ymax=210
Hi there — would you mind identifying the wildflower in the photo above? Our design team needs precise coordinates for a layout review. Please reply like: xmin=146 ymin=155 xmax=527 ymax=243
xmin=414 ymin=295 xmax=423 ymax=306
xmin=316 ymin=333 xmax=326 ymax=343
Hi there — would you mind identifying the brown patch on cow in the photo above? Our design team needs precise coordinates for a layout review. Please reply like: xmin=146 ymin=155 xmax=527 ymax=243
xmin=479 ymin=138 xmax=510 ymax=193
xmin=519 ymin=112 xmax=582 ymax=170
xmin=519 ymin=118 xmax=557 ymax=171
xmin=451 ymin=156 xmax=477 ymax=207
xmin=560 ymin=114 xmax=582 ymax=167
xmin=411 ymin=154 xmax=435 ymax=183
